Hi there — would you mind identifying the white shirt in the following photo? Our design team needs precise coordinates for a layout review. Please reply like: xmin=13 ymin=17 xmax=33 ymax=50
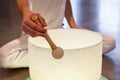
xmin=31 ymin=0 xmax=67 ymax=29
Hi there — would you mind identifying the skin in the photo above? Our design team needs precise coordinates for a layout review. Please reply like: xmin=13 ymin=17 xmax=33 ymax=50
xmin=16 ymin=0 xmax=85 ymax=37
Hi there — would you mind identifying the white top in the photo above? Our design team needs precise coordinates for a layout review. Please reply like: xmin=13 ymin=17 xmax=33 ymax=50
xmin=29 ymin=29 xmax=103 ymax=49
xmin=31 ymin=0 xmax=67 ymax=29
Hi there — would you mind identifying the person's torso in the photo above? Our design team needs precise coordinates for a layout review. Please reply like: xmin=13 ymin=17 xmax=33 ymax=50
xmin=31 ymin=0 xmax=67 ymax=29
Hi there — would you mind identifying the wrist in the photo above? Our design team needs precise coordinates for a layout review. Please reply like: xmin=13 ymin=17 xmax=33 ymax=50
xmin=21 ymin=7 xmax=31 ymax=17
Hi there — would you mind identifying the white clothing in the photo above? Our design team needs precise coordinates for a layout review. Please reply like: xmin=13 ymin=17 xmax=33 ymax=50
xmin=31 ymin=0 xmax=66 ymax=29
xmin=0 ymin=33 xmax=29 ymax=68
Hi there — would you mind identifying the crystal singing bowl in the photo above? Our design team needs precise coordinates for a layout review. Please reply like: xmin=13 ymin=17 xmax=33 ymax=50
xmin=28 ymin=29 xmax=103 ymax=80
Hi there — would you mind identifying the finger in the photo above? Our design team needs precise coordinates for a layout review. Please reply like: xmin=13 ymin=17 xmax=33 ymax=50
xmin=36 ymin=14 xmax=47 ymax=27
xmin=24 ymin=19 xmax=47 ymax=33
xmin=22 ymin=23 xmax=47 ymax=37
xmin=23 ymin=28 xmax=34 ymax=37
xmin=31 ymin=15 xmax=43 ymax=27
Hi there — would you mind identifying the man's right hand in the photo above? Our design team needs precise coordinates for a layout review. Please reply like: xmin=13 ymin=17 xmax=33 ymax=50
xmin=21 ymin=11 xmax=48 ymax=37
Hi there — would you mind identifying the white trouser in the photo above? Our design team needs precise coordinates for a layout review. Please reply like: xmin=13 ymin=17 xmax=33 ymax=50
xmin=0 ymin=32 xmax=115 ymax=68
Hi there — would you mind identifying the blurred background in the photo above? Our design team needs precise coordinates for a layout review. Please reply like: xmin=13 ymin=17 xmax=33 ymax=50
xmin=0 ymin=0 xmax=120 ymax=80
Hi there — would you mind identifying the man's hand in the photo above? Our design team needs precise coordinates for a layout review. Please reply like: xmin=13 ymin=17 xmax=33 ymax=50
xmin=22 ymin=11 xmax=47 ymax=37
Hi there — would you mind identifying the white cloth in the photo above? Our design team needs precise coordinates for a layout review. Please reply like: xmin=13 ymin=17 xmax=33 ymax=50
xmin=102 ymin=34 xmax=115 ymax=53
xmin=0 ymin=33 xmax=29 ymax=68
xmin=31 ymin=0 xmax=66 ymax=29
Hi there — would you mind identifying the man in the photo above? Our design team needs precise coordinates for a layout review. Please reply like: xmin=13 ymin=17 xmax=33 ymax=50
xmin=0 ymin=0 xmax=115 ymax=68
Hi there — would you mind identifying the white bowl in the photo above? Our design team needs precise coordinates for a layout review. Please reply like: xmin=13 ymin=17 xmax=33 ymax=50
xmin=28 ymin=29 xmax=103 ymax=80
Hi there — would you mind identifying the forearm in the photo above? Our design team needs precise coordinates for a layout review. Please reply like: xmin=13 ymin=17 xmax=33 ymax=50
xmin=16 ymin=0 xmax=32 ymax=17
xmin=65 ymin=0 xmax=77 ymax=28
